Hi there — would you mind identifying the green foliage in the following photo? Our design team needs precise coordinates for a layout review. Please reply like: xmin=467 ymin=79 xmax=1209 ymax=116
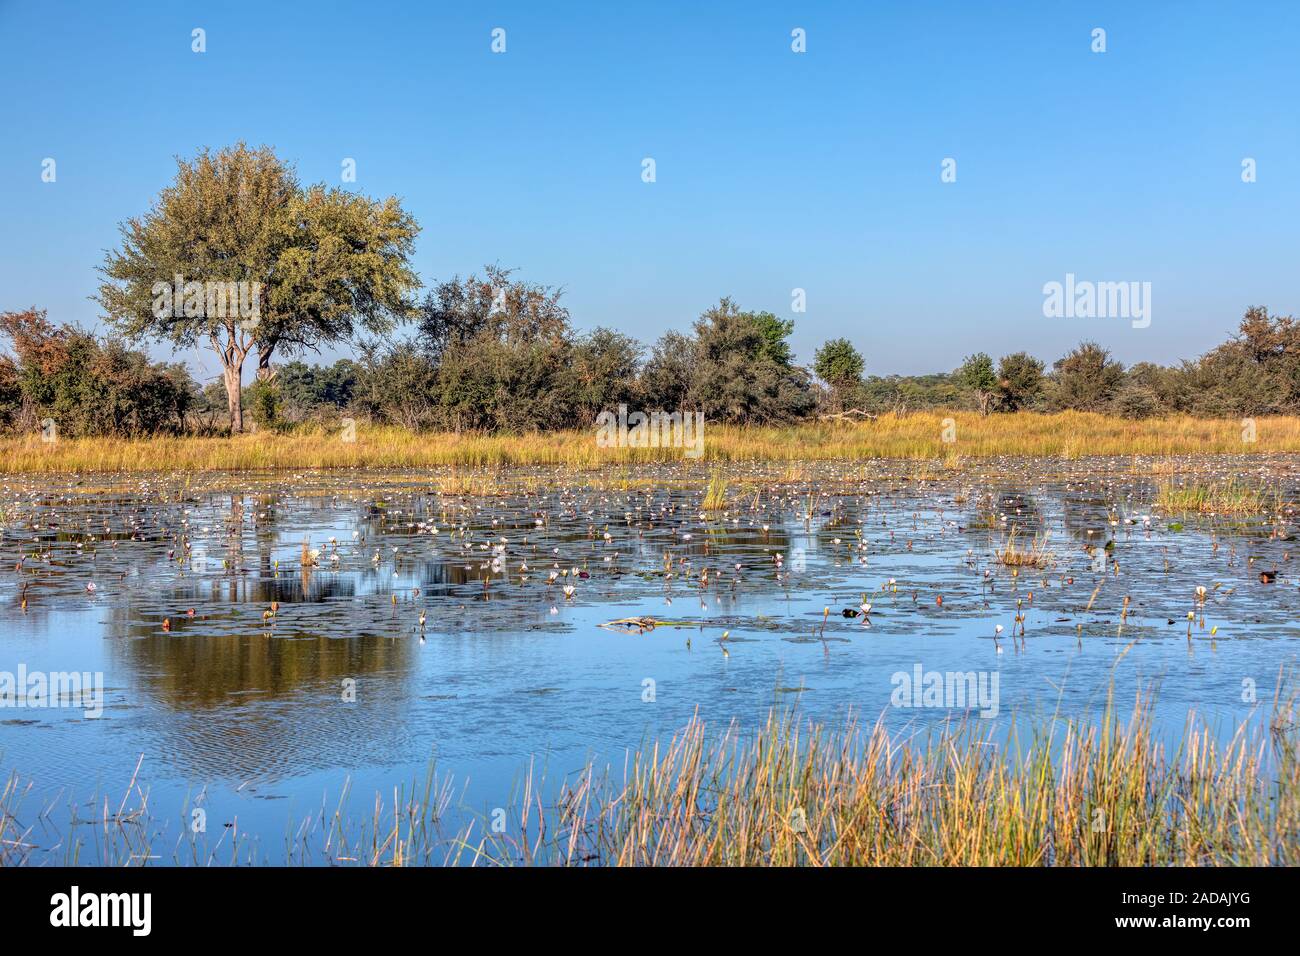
xmin=430 ymin=334 xmax=573 ymax=432
xmin=1191 ymin=307 xmax=1300 ymax=415
xmin=416 ymin=264 xmax=569 ymax=357
xmin=0 ymin=357 xmax=20 ymax=429
xmin=569 ymin=328 xmax=643 ymax=422
xmin=687 ymin=299 xmax=813 ymax=424
xmin=750 ymin=312 xmax=796 ymax=369
xmin=353 ymin=343 xmax=439 ymax=432
xmin=355 ymin=291 xmax=815 ymax=431
xmin=996 ymin=352 xmax=1044 ymax=411
xmin=0 ymin=308 xmax=194 ymax=436
xmin=858 ymin=373 xmax=960 ymax=413
xmin=956 ymin=352 xmax=998 ymax=414
xmin=1110 ymin=380 xmax=1161 ymax=419
xmin=245 ymin=379 xmax=285 ymax=431
xmin=814 ymin=338 xmax=865 ymax=388
xmin=639 ymin=331 xmax=697 ymax=411
xmin=17 ymin=206 xmax=1300 ymax=441
xmin=97 ymin=142 xmax=419 ymax=431
xmin=272 ymin=360 xmax=357 ymax=422
xmin=1050 ymin=341 xmax=1124 ymax=412
xmin=411 ymin=267 xmax=577 ymax=432
xmin=957 ymin=352 xmax=996 ymax=391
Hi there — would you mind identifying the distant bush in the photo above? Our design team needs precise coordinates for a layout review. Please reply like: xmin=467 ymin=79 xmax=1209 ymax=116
xmin=1049 ymin=341 xmax=1125 ymax=413
xmin=996 ymin=352 xmax=1044 ymax=412
xmin=813 ymin=338 xmax=865 ymax=413
xmin=687 ymin=298 xmax=813 ymax=424
xmin=0 ymin=308 xmax=194 ymax=437
xmin=353 ymin=342 xmax=440 ymax=432
xmin=273 ymin=360 xmax=357 ymax=422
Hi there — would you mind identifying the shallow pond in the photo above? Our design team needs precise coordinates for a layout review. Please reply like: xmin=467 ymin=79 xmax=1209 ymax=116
xmin=2 ymin=456 xmax=1298 ymax=863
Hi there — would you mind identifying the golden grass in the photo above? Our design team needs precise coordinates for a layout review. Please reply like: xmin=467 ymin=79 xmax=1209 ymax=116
xmin=3 ymin=411 xmax=1300 ymax=473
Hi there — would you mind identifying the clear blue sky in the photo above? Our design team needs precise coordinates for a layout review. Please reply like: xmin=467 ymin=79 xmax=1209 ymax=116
xmin=1 ymin=0 xmax=1296 ymax=384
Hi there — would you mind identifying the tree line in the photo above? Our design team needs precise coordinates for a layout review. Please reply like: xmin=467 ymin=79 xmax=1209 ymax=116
xmin=3 ymin=293 xmax=1292 ymax=438
xmin=0 ymin=143 xmax=1293 ymax=437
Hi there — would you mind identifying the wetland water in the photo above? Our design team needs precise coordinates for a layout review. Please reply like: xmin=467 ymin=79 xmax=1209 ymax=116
xmin=2 ymin=457 xmax=1298 ymax=863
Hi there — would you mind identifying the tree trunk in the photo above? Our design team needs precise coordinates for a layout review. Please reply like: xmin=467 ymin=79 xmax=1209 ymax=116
xmin=256 ymin=347 xmax=276 ymax=382
xmin=223 ymin=363 xmax=245 ymax=433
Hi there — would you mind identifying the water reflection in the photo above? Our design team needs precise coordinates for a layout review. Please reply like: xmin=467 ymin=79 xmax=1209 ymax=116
xmin=108 ymin=624 xmax=418 ymax=780
xmin=2 ymin=459 xmax=1298 ymax=805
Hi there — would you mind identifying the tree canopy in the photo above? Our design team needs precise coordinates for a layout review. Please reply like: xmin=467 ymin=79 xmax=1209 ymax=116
xmin=97 ymin=143 xmax=419 ymax=431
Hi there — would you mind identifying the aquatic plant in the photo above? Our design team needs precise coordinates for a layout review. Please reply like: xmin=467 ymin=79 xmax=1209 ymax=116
xmin=3 ymin=687 xmax=1295 ymax=867
xmin=996 ymin=526 xmax=1053 ymax=568
xmin=702 ymin=470 xmax=728 ymax=511
xmin=462 ymin=686 xmax=1299 ymax=867
xmin=1156 ymin=478 xmax=1273 ymax=516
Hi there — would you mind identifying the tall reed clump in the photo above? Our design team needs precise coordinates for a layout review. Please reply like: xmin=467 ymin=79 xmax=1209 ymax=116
xmin=466 ymin=689 xmax=1297 ymax=867
xmin=995 ymin=526 xmax=1053 ymax=568
xmin=1156 ymin=478 xmax=1273 ymax=516
xmin=702 ymin=470 xmax=728 ymax=511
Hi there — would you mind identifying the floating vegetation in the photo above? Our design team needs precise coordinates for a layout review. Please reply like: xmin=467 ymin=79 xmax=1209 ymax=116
xmin=2 ymin=455 xmax=1299 ymax=866
xmin=598 ymin=616 xmax=658 ymax=634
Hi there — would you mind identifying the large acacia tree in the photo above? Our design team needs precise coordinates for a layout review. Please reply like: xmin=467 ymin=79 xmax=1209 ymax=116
xmin=97 ymin=143 xmax=420 ymax=432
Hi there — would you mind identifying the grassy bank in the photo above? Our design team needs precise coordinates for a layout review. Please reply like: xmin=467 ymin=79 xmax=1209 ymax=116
xmin=466 ymin=693 xmax=1298 ymax=867
xmin=2 ymin=411 xmax=1299 ymax=473
xmin=4 ymin=690 xmax=1296 ymax=866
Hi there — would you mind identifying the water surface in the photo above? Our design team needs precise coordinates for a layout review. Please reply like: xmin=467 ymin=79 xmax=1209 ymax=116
xmin=2 ymin=457 xmax=1297 ymax=863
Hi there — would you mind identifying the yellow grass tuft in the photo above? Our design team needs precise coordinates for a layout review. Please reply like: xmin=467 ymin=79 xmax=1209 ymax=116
xmin=996 ymin=526 xmax=1053 ymax=568
xmin=702 ymin=470 xmax=728 ymax=511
